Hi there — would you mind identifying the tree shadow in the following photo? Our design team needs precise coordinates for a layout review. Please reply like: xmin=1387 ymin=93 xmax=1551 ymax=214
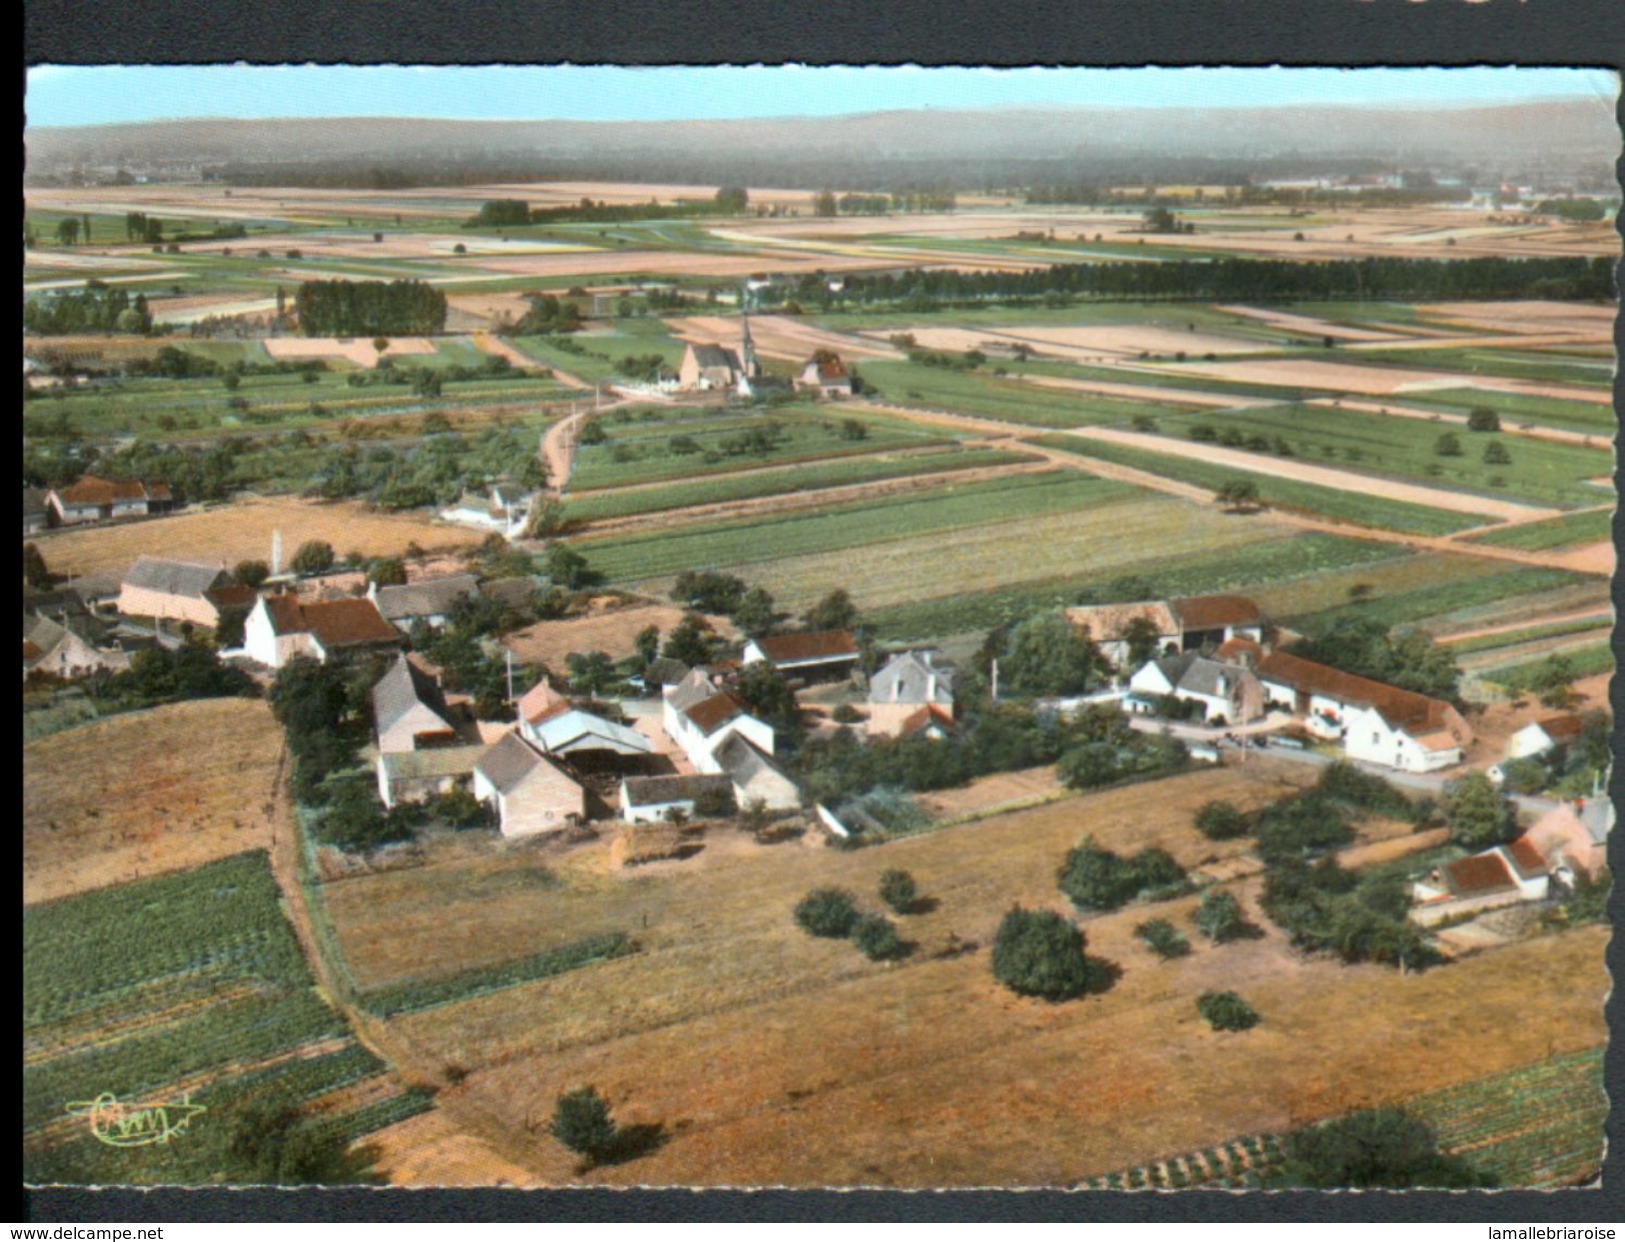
xmin=903 ymin=895 xmax=941 ymax=916
xmin=598 ymin=1121 xmax=668 ymax=1167
xmin=1083 ymin=955 xmax=1123 ymax=996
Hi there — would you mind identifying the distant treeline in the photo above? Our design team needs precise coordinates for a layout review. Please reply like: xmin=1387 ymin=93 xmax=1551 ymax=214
xmin=815 ymin=256 xmax=1615 ymax=308
xmin=294 ymin=279 xmax=447 ymax=336
xmin=23 ymin=283 xmax=153 ymax=335
xmin=464 ymin=188 xmax=747 ymax=228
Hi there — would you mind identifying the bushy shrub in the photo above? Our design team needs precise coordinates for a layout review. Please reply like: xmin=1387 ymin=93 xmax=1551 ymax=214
xmin=1278 ymin=1110 xmax=1488 ymax=1189
xmin=550 ymin=1087 xmax=617 ymax=1162
xmin=1058 ymin=837 xmax=1188 ymax=911
xmin=794 ymin=887 xmax=861 ymax=938
xmin=852 ymin=914 xmax=907 ymax=961
xmin=1135 ymin=918 xmax=1191 ymax=959
xmin=1197 ymin=990 xmax=1259 ymax=1031
xmin=991 ymin=907 xmax=1090 ymax=1001
xmin=878 ymin=869 xmax=919 ymax=914
xmin=1194 ymin=800 xmax=1247 ymax=840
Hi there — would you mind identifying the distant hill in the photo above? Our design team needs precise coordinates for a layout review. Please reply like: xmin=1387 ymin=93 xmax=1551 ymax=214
xmin=23 ymin=99 xmax=1618 ymax=187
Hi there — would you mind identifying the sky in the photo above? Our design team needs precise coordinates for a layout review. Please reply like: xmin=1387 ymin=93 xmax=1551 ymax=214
xmin=24 ymin=65 xmax=1619 ymax=129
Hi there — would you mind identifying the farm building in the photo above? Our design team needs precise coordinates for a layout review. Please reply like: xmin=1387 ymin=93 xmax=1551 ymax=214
xmin=866 ymin=649 xmax=955 ymax=737
xmin=714 ymin=732 xmax=802 ymax=813
xmin=439 ymin=484 xmax=534 ymax=538
xmin=23 ymin=488 xmax=49 ymax=536
xmin=1507 ymin=714 xmax=1585 ymax=760
xmin=620 ymin=773 xmax=735 ymax=824
xmin=369 ymin=573 xmax=480 ymax=633
xmin=116 ymin=557 xmax=244 ymax=629
xmin=1063 ymin=594 xmax=1265 ymax=670
xmin=742 ymin=630 xmax=860 ymax=681
xmin=1256 ymin=649 xmax=1472 ymax=772
xmin=1410 ymin=837 xmax=1550 ymax=926
xmin=519 ymin=704 xmax=653 ymax=762
xmin=1127 ymin=652 xmax=1265 ymax=725
xmin=376 ymin=745 xmax=486 ymax=810
xmin=243 ymin=593 xmax=402 ymax=668
xmin=794 ymin=353 xmax=853 ymax=398
xmin=47 ymin=475 xmax=177 ymax=526
xmin=472 ymin=731 xmax=586 ymax=838
xmin=678 ymin=342 xmax=744 ymax=391
xmin=898 ymin=704 xmax=957 ymax=741
xmin=663 ymin=673 xmax=776 ymax=775
xmin=23 ymin=612 xmax=128 ymax=681
xmin=371 ymin=652 xmax=471 ymax=754
xmin=1526 ymin=793 xmax=1612 ymax=884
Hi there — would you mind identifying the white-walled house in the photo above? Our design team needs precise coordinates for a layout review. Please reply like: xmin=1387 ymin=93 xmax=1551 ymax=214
xmin=371 ymin=653 xmax=460 ymax=754
xmin=1127 ymin=652 xmax=1265 ymax=725
xmin=1507 ymin=715 xmax=1584 ymax=761
xmin=520 ymin=705 xmax=653 ymax=759
xmin=1410 ymin=838 xmax=1549 ymax=926
xmin=376 ymin=745 xmax=486 ymax=810
xmin=742 ymin=630 xmax=860 ymax=680
xmin=243 ymin=593 xmax=402 ymax=668
xmin=678 ymin=343 xmax=743 ymax=391
xmin=619 ymin=773 xmax=735 ymax=824
xmin=662 ymin=673 xmax=775 ymax=774
xmin=472 ymin=731 xmax=586 ymax=838
xmin=866 ymin=649 xmax=955 ymax=737
xmin=1256 ymin=649 xmax=1472 ymax=773
xmin=438 ymin=485 xmax=534 ymax=538
xmin=714 ymin=733 xmax=801 ymax=812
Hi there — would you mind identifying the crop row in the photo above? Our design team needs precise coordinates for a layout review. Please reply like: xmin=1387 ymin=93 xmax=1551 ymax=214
xmin=1466 ymin=508 xmax=1613 ymax=551
xmin=1482 ymin=643 xmax=1613 ymax=691
xmin=359 ymin=931 xmax=636 ymax=1018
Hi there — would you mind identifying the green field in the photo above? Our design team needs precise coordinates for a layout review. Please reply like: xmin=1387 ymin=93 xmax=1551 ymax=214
xmin=1139 ymin=405 xmax=1612 ymax=507
xmin=1289 ymin=566 xmax=1594 ymax=634
xmin=867 ymin=531 xmax=1399 ymax=641
xmin=859 ymin=361 xmax=1205 ymax=427
xmin=1397 ymin=388 xmax=1616 ymax=435
xmin=23 ymin=852 xmax=420 ymax=1184
xmin=1032 ymin=433 xmax=1476 ymax=535
xmin=1465 ymin=508 xmax=1613 ymax=551
xmin=1341 ymin=346 xmax=1614 ymax=389
xmin=1480 ymin=643 xmax=1614 ymax=691
xmin=563 ymin=446 xmax=1031 ymax=523
xmin=566 ymin=406 xmax=948 ymax=490
xmin=509 ymin=318 xmax=690 ymax=382
xmin=1445 ymin=616 xmax=1612 ymax=657
xmin=580 ymin=470 xmax=1132 ymax=583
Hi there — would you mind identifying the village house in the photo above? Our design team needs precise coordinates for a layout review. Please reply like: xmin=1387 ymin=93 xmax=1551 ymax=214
xmin=368 ymin=572 xmax=480 ymax=633
xmin=619 ymin=773 xmax=735 ymax=824
xmin=742 ymin=630 xmax=861 ymax=682
xmin=714 ymin=732 xmax=802 ymax=813
xmin=662 ymin=671 xmax=776 ymax=774
xmin=1126 ymin=651 xmax=1266 ymax=725
xmin=47 ymin=475 xmax=177 ymax=526
xmin=23 ymin=613 xmax=129 ymax=681
xmin=794 ymin=352 xmax=853 ymax=398
xmin=1170 ymin=595 xmax=1265 ymax=651
xmin=518 ymin=698 xmax=653 ymax=763
xmin=1526 ymin=792 xmax=1612 ymax=885
xmin=243 ymin=593 xmax=402 ymax=669
xmin=438 ymin=485 xmax=534 ymax=538
xmin=1506 ymin=714 xmax=1585 ymax=761
xmin=898 ymin=704 xmax=957 ymax=741
xmin=371 ymin=652 xmax=471 ymax=754
xmin=116 ymin=557 xmax=249 ymax=630
xmin=866 ymin=649 xmax=955 ymax=737
xmin=376 ymin=745 xmax=487 ymax=810
xmin=471 ymin=730 xmax=586 ymax=838
xmin=1410 ymin=837 xmax=1550 ymax=926
xmin=1255 ymin=649 xmax=1472 ymax=772
xmin=1064 ymin=594 xmax=1266 ymax=671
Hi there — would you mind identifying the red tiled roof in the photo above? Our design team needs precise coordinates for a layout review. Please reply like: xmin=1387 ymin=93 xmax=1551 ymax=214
xmin=265 ymin=594 xmax=400 ymax=648
xmin=683 ymin=691 xmax=749 ymax=736
xmin=806 ymin=355 xmax=849 ymax=382
xmin=22 ymin=639 xmax=44 ymax=662
xmin=1216 ymin=637 xmax=1264 ymax=662
xmin=1443 ymin=852 xmax=1516 ymax=898
xmin=900 ymin=704 xmax=956 ymax=737
xmin=1173 ymin=594 xmax=1261 ymax=630
xmin=55 ymin=475 xmax=150 ymax=506
xmin=753 ymin=630 xmax=859 ymax=666
xmin=1506 ymin=837 xmax=1547 ymax=878
xmin=1534 ymin=714 xmax=1585 ymax=742
xmin=517 ymin=679 xmax=570 ymax=726
xmin=1257 ymin=650 xmax=1460 ymax=738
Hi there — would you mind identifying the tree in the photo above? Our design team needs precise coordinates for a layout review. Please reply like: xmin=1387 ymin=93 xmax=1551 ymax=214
xmin=235 ymin=559 xmax=271 ymax=589
xmin=878 ymin=869 xmax=919 ymax=915
xmin=565 ymin=650 xmax=617 ymax=695
xmin=1482 ymin=440 xmax=1511 ymax=466
xmin=803 ymin=588 xmax=859 ymax=633
xmin=1466 ymin=407 xmax=1501 ymax=432
xmin=1058 ymin=838 xmax=1186 ymax=911
xmin=1135 ymin=918 xmax=1191 ymax=959
xmin=290 ymin=540 xmax=335 ymax=575
xmin=661 ymin=613 xmax=714 ymax=666
xmin=1196 ymin=990 xmax=1259 ymax=1031
xmin=1445 ymin=771 xmax=1512 ymax=850
xmin=714 ymin=186 xmax=749 ymax=214
xmin=22 ymin=543 xmax=51 ymax=590
xmin=813 ymin=191 xmax=838 ymax=218
xmin=1215 ymin=478 xmax=1262 ymax=512
xmin=367 ymin=557 xmax=408 ymax=587
xmin=550 ymin=1087 xmax=618 ymax=1164
xmin=794 ymin=887 xmax=860 ymax=938
xmin=1000 ymin=611 xmax=1103 ymax=698
xmin=1433 ymin=432 xmax=1463 ymax=457
xmin=990 ymin=907 xmax=1090 ymax=1001
xmin=839 ymin=418 xmax=869 ymax=442
xmin=56 ymin=217 xmax=80 ymax=246
xmin=1194 ymin=888 xmax=1248 ymax=943
xmin=544 ymin=542 xmax=594 ymax=590
xmin=633 ymin=624 xmax=660 ymax=668
xmin=1528 ymin=652 xmax=1579 ymax=709
xmin=734 ymin=661 xmax=803 ymax=745
xmin=1194 ymin=800 xmax=1247 ymax=841
xmin=851 ymin=914 xmax=907 ymax=961
xmin=1278 ymin=1110 xmax=1487 ymax=1189
xmin=230 ymin=1095 xmax=373 ymax=1184
xmin=1122 ymin=616 xmax=1163 ymax=670
xmin=732 ymin=586 xmax=779 ymax=638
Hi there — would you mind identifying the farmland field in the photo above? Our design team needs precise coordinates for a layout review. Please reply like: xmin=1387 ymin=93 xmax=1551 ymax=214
xmin=318 ymin=762 xmax=1607 ymax=1187
xmin=31 ymin=495 xmax=479 ymax=580
xmin=22 ymin=852 xmax=426 ymax=1185
xmin=1463 ymin=507 xmax=1613 ymax=551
